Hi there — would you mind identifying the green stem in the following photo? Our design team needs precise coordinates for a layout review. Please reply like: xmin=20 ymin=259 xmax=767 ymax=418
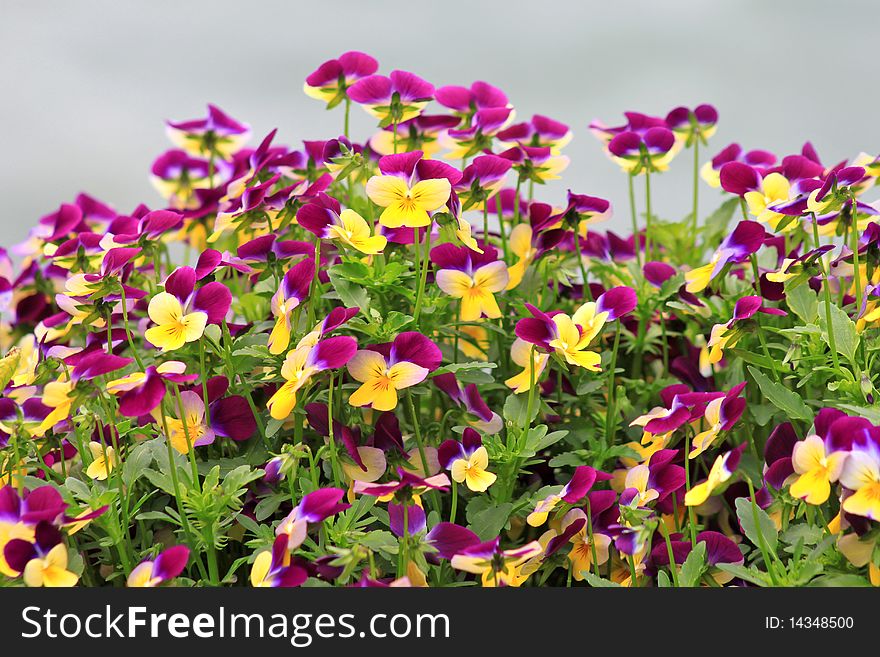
xmin=119 ymin=285 xmax=144 ymax=370
xmin=326 ymin=372 xmax=341 ymax=487
xmin=661 ymin=522 xmax=680 ymax=587
xmin=449 ymin=480 xmax=458 ymax=523
xmin=158 ymin=399 xmax=209 ymax=581
xmin=810 ymin=213 xmax=840 ymax=371
xmin=604 ymin=323 xmax=621 ymax=442
xmin=851 ymin=194 xmax=863 ymax=316
xmin=406 ymin=390 xmax=429 ymax=476
xmin=746 ymin=479 xmax=780 ymax=586
xmin=628 ymin=173 xmax=642 ymax=270
xmin=644 ymin=168 xmax=653 ymax=261
xmin=684 ymin=431 xmax=697 ymax=547
xmin=413 ymin=223 xmax=432 ymax=325
xmin=691 ymin=138 xmax=700 ymax=250
xmin=572 ymin=227 xmax=593 ymax=301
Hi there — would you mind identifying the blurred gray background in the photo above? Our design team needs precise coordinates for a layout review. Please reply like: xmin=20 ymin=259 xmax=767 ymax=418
xmin=2 ymin=0 xmax=878 ymax=246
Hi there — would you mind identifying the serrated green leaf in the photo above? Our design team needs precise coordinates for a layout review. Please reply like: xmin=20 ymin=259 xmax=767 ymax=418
xmin=819 ymin=301 xmax=859 ymax=363
xmin=785 ymin=283 xmax=818 ymax=324
xmin=680 ymin=541 xmax=707 ymax=587
xmin=747 ymin=366 xmax=813 ymax=421
xmin=735 ymin=496 xmax=778 ymax=553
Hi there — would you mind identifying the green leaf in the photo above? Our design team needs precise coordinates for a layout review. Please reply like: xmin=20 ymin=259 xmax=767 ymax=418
xmin=327 ymin=268 xmax=370 ymax=310
xmin=680 ymin=541 xmax=707 ymax=587
xmin=359 ymin=530 xmax=399 ymax=556
xmin=807 ymin=574 xmax=872 ymax=587
xmin=835 ymin=403 xmax=880 ymax=424
xmin=579 ymin=572 xmax=621 ymax=587
xmin=785 ymin=283 xmax=818 ymax=324
xmin=466 ymin=498 xmax=513 ymax=541
xmin=715 ymin=563 xmax=772 ymax=587
xmin=735 ymin=496 xmax=778 ymax=553
xmin=819 ymin=301 xmax=859 ymax=363
xmin=123 ymin=441 xmax=155 ymax=487
xmin=519 ymin=425 xmax=567 ymax=459
xmin=747 ymin=366 xmax=813 ymax=421
xmin=702 ymin=197 xmax=738 ymax=244
xmin=503 ymin=393 xmax=539 ymax=428
xmin=0 ymin=348 xmax=21 ymax=390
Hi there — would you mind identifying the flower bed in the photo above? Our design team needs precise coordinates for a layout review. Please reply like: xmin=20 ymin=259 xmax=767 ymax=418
xmin=1 ymin=51 xmax=878 ymax=588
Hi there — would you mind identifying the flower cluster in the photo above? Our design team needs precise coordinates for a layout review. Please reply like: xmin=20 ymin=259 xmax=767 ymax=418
xmin=2 ymin=51 xmax=880 ymax=589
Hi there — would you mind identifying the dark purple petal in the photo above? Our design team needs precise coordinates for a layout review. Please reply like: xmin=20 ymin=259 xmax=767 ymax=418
xmin=164 ymin=266 xmax=197 ymax=303
xmin=281 ymin=258 xmax=315 ymax=303
xmin=297 ymin=488 xmax=349 ymax=523
xmin=210 ymin=396 xmax=256 ymax=441
xmin=596 ymin=286 xmax=637 ymax=320
xmin=389 ymin=502 xmax=426 ymax=537
xmin=312 ymin=336 xmax=358 ymax=370
xmin=192 ymin=282 xmax=232 ymax=324
xmin=425 ymin=522 xmax=481 ymax=559
xmin=698 ymin=531 xmax=743 ymax=566
xmin=719 ymin=162 xmax=761 ymax=196
xmin=389 ymin=332 xmax=441 ymax=371
xmin=643 ymin=261 xmax=676 ymax=287
xmin=152 ymin=545 xmax=190 ymax=581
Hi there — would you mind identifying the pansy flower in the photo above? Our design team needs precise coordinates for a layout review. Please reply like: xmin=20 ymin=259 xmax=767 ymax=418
xmin=369 ymin=114 xmax=461 ymax=158
xmin=527 ymin=465 xmax=608 ymax=527
xmin=504 ymin=202 xmax=566 ymax=290
xmin=106 ymin=361 xmax=198 ymax=417
xmin=268 ymin=259 xmax=314 ymax=355
xmin=605 ymin=126 xmax=677 ymax=174
xmin=649 ymin=530 xmax=744 ymax=585
xmin=685 ymin=444 xmax=746 ymax=506
xmin=432 ymin=372 xmax=502 ymax=434
xmin=454 ymin=154 xmax=512 ymax=210
xmin=504 ymin=338 xmax=550 ymax=394
xmin=150 ymin=150 xmax=214 ymax=209
xmin=267 ymin=336 xmax=358 ymax=420
xmin=701 ymin=143 xmax=776 ymax=188
xmin=303 ymin=51 xmax=379 ymax=108
xmin=145 ymin=266 xmax=231 ymax=352
xmin=431 ymin=243 xmax=509 ymax=321
xmin=665 ymin=104 xmax=718 ymax=146
xmin=276 ymin=488 xmax=349 ymax=550
xmin=127 ymin=545 xmax=190 ymax=587
xmin=515 ymin=286 xmax=637 ymax=371
xmin=347 ymin=332 xmax=441 ymax=412
xmin=166 ymin=104 xmax=251 ymax=159
xmin=450 ymin=537 xmax=542 ymax=587
xmin=549 ymin=508 xmax=612 ymax=580
xmin=685 ymin=220 xmax=767 ymax=293
xmin=435 ymin=81 xmax=509 ymax=118
xmin=688 ymin=382 xmax=747 ymax=458
xmin=3 ymin=522 xmax=77 ymax=587
xmin=443 ymin=108 xmax=514 ymax=160
xmin=353 ymin=469 xmax=450 ymax=502
xmin=620 ymin=449 xmax=685 ymax=508
xmin=365 ymin=151 xmax=459 ymax=228
xmin=305 ymin=404 xmax=388 ymax=488
xmin=347 ymin=70 xmax=434 ymax=126
xmin=250 ymin=534 xmax=308 ymax=588
xmin=438 ymin=428 xmax=496 ymax=493
xmin=497 ymin=145 xmax=570 ymax=185
xmin=85 ymin=441 xmax=118 ymax=481
xmin=703 ymin=297 xmax=785 ymax=370
xmin=297 ymin=193 xmax=387 ymax=256
xmin=840 ymin=433 xmax=880 ymax=520
xmin=787 ymin=414 xmax=856 ymax=505
xmin=498 ymin=114 xmax=573 ymax=154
